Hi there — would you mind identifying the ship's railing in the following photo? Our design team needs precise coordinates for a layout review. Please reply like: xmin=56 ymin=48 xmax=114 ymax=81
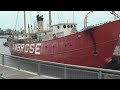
xmin=1 ymin=54 xmax=120 ymax=79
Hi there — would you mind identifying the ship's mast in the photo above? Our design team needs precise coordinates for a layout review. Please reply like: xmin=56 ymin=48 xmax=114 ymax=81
xmin=24 ymin=11 xmax=26 ymax=35
xmin=28 ymin=24 xmax=30 ymax=40
xmin=49 ymin=11 xmax=52 ymax=29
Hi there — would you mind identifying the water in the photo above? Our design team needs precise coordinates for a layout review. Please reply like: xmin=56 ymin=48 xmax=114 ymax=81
xmin=0 ymin=38 xmax=10 ymax=55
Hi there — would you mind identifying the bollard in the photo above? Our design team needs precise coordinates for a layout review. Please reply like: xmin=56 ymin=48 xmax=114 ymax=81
xmin=2 ymin=54 xmax=4 ymax=66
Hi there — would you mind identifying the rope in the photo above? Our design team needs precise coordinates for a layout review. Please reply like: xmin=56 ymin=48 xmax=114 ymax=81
xmin=110 ymin=11 xmax=120 ymax=19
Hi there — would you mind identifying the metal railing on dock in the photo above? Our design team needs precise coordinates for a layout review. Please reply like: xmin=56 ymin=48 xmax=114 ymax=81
xmin=0 ymin=74 xmax=4 ymax=79
xmin=1 ymin=54 xmax=120 ymax=79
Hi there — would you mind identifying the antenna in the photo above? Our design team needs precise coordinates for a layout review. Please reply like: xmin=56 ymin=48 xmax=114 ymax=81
xmin=47 ymin=24 xmax=49 ymax=30
xmin=28 ymin=24 xmax=30 ymax=40
xmin=49 ymin=11 xmax=52 ymax=29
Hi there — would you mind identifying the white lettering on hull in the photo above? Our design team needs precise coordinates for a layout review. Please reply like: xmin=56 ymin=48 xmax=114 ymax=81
xmin=21 ymin=44 xmax=25 ymax=52
xmin=29 ymin=44 xmax=35 ymax=53
xmin=17 ymin=44 xmax=21 ymax=52
xmin=35 ymin=43 xmax=41 ymax=54
xmin=25 ymin=44 xmax=29 ymax=53
xmin=12 ymin=43 xmax=41 ymax=55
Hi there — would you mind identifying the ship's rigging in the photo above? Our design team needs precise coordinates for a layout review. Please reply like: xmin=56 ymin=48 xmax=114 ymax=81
xmin=12 ymin=11 xmax=77 ymax=43
xmin=14 ymin=11 xmax=119 ymax=41
xmin=110 ymin=11 xmax=120 ymax=20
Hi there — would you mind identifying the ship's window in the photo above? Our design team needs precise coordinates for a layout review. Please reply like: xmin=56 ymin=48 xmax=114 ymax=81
xmin=22 ymin=35 xmax=23 ymax=37
xmin=26 ymin=35 xmax=27 ymax=37
xmin=57 ymin=26 xmax=60 ymax=29
xmin=67 ymin=25 xmax=70 ymax=28
xmin=63 ymin=25 xmax=66 ymax=28
xmin=71 ymin=25 xmax=73 ymax=28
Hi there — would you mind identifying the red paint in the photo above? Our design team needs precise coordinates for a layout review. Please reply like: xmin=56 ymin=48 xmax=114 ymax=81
xmin=8 ymin=20 xmax=120 ymax=68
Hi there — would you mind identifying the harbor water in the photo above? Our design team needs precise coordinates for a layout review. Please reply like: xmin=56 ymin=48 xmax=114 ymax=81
xmin=0 ymin=38 xmax=10 ymax=55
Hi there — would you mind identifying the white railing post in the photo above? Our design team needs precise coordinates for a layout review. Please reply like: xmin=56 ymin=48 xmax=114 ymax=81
xmin=98 ymin=70 xmax=102 ymax=79
xmin=2 ymin=54 xmax=4 ymax=66
xmin=64 ymin=65 xmax=67 ymax=79
xmin=38 ymin=62 xmax=41 ymax=75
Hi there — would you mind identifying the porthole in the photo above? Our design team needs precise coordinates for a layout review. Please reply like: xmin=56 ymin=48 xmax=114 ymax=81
xmin=26 ymin=35 xmax=27 ymax=37
xmin=57 ymin=26 xmax=60 ymax=29
xmin=67 ymin=25 xmax=70 ymax=28
xmin=63 ymin=25 xmax=66 ymax=28
xmin=22 ymin=35 xmax=23 ymax=37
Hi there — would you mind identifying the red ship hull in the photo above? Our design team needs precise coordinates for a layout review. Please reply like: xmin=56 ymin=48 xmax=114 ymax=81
xmin=8 ymin=20 xmax=120 ymax=68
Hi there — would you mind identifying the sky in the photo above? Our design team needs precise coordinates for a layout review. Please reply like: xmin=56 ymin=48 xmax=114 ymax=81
xmin=0 ymin=11 xmax=118 ymax=31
